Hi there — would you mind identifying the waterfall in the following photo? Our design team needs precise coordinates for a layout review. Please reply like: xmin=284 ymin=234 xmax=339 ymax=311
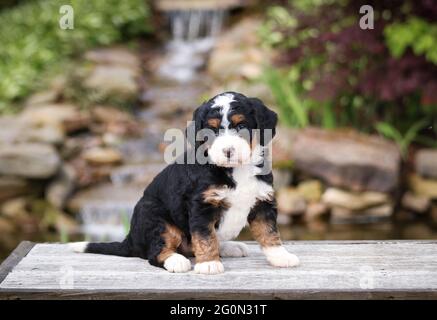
xmin=158 ymin=9 xmax=227 ymax=82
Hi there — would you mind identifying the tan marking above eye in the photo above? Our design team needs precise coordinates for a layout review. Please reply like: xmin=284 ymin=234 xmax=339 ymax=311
xmin=231 ymin=114 xmax=245 ymax=125
xmin=207 ymin=118 xmax=221 ymax=128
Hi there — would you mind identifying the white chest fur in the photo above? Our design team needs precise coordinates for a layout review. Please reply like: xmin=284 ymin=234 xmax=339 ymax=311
xmin=216 ymin=166 xmax=274 ymax=241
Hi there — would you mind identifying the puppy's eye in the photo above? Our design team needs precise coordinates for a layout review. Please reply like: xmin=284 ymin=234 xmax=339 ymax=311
xmin=236 ymin=124 xmax=245 ymax=130
xmin=207 ymin=118 xmax=221 ymax=129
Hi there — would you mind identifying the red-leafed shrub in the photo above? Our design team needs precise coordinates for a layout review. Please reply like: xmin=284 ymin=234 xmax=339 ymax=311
xmin=260 ymin=0 xmax=436 ymax=149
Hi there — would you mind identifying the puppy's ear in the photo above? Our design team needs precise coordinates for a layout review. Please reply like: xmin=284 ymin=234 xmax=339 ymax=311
xmin=249 ymin=97 xmax=278 ymax=145
xmin=186 ymin=102 xmax=208 ymax=148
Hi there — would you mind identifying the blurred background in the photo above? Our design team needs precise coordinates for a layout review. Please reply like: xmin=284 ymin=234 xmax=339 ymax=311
xmin=0 ymin=0 xmax=436 ymax=262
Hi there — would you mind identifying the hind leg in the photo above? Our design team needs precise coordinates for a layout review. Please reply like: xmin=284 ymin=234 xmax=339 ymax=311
xmin=147 ymin=223 xmax=192 ymax=273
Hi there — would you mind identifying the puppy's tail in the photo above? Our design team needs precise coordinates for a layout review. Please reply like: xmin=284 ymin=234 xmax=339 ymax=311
xmin=69 ymin=238 xmax=131 ymax=257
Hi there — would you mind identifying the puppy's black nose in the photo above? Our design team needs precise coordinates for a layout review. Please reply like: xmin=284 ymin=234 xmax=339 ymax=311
xmin=223 ymin=147 xmax=235 ymax=159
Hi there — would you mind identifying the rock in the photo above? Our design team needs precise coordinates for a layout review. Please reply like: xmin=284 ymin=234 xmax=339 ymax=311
xmin=272 ymin=169 xmax=292 ymax=190
xmin=401 ymin=191 xmax=431 ymax=214
xmin=20 ymin=125 xmax=64 ymax=145
xmin=61 ymin=135 xmax=103 ymax=160
xmin=415 ymin=149 xmax=437 ymax=179
xmin=0 ymin=197 xmax=35 ymax=231
xmin=364 ymin=204 xmax=394 ymax=217
xmin=276 ymin=214 xmax=292 ymax=225
xmin=305 ymin=202 xmax=329 ymax=221
xmin=297 ymin=180 xmax=323 ymax=202
xmin=55 ymin=212 xmax=80 ymax=234
xmin=409 ymin=174 xmax=437 ymax=199
xmin=1 ymin=197 xmax=28 ymax=218
xmin=25 ymin=90 xmax=59 ymax=106
xmin=67 ymin=183 xmax=144 ymax=214
xmin=118 ymin=137 xmax=163 ymax=164
xmin=90 ymin=106 xmax=142 ymax=137
xmin=0 ymin=217 xmax=15 ymax=233
xmin=46 ymin=165 xmax=77 ymax=209
xmin=110 ymin=163 xmax=166 ymax=186
xmin=208 ymin=50 xmax=245 ymax=82
xmin=331 ymin=204 xmax=393 ymax=223
xmin=322 ymin=188 xmax=389 ymax=211
xmin=291 ymin=128 xmax=401 ymax=193
xmin=82 ymin=147 xmax=123 ymax=166
xmin=68 ymin=157 xmax=113 ymax=187
xmin=141 ymin=84 xmax=207 ymax=115
xmin=0 ymin=177 xmax=33 ymax=201
xmin=92 ymin=105 xmax=133 ymax=124
xmin=208 ymin=17 xmax=271 ymax=82
xmin=85 ymin=47 xmax=141 ymax=70
xmin=0 ymin=143 xmax=60 ymax=178
xmin=272 ymin=126 xmax=298 ymax=168
xmin=210 ymin=80 xmax=275 ymax=108
xmin=84 ymin=65 xmax=139 ymax=97
xmin=0 ymin=117 xmax=20 ymax=143
xmin=240 ymin=63 xmax=263 ymax=80
xmin=30 ymin=199 xmax=78 ymax=233
xmin=20 ymin=104 xmax=88 ymax=134
xmin=0 ymin=117 xmax=64 ymax=145
xmin=276 ymin=187 xmax=307 ymax=215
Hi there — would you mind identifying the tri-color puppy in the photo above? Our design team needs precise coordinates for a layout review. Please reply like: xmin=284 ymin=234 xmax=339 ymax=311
xmin=70 ymin=92 xmax=299 ymax=274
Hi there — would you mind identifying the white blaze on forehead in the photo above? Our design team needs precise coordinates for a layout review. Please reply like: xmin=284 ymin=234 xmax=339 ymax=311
xmin=212 ymin=93 xmax=235 ymax=128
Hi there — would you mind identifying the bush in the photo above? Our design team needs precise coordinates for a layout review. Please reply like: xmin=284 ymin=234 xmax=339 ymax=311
xmin=0 ymin=0 xmax=152 ymax=112
xmin=260 ymin=0 xmax=437 ymax=147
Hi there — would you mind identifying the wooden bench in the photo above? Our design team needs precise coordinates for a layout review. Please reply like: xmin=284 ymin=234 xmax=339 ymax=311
xmin=1 ymin=240 xmax=436 ymax=299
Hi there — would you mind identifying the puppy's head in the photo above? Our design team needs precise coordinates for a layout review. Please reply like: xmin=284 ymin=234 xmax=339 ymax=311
xmin=191 ymin=92 xmax=277 ymax=168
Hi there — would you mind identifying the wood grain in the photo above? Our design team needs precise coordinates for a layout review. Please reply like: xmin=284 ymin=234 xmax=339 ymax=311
xmin=1 ymin=241 xmax=436 ymax=299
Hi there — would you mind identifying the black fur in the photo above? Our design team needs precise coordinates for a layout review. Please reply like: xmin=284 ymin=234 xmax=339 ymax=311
xmin=83 ymin=92 xmax=279 ymax=269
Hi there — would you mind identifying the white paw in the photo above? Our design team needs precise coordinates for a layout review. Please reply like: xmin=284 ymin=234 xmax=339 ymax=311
xmin=263 ymin=246 xmax=300 ymax=268
xmin=163 ymin=253 xmax=192 ymax=273
xmin=220 ymin=241 xmax=249 ymax=257
xmin=68 ymin=242 xmax=89 ymax=253
xmin=194 ymin=260 xmax=225 ymax=275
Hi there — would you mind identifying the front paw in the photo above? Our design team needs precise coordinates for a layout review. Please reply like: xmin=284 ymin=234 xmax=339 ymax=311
xmin=163 ymin=253 xmax=192 ymax=273
xmin=263 ymin=246 xmax=300 ymax=268
xmin=220 ymin=241 xmax=249 ymax=257
xmin=194 ymin=260 xmax=225 ymax=274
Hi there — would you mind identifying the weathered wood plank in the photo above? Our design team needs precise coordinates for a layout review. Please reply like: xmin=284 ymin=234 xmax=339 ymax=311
xmin=1 ymin=241 xmax=436 ymax=299
xmin=0 ymin=241 xmax=35 ymax=285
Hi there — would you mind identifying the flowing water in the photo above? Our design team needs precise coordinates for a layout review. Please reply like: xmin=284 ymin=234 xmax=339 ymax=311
xmin=158 ymin=9 xmax=227 ymax=82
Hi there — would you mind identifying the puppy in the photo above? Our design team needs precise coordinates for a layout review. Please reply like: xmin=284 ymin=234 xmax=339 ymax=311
xmin=70 ymin=92 xmax=299 ymax=274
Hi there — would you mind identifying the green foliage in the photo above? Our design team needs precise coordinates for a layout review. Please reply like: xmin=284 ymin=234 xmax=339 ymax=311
xmin=375 ymin=119 xmax=429 ymax=158
xmin=0 ymin=0 xmax=152 ymax=112
xmin=121 ymin=210 xmax=131 ymax=236
xmin=259 ymin=0 xmax=436 ymax=149
xmin=60 ymin=227 xmax=69 ymax=243
xmin=264 ymin=68 xmax=309 ymax=128
xmin=385 ymin=17 xmax=437 ymax=65
xmin=264 ymin=67 xmax=340 ymax=129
